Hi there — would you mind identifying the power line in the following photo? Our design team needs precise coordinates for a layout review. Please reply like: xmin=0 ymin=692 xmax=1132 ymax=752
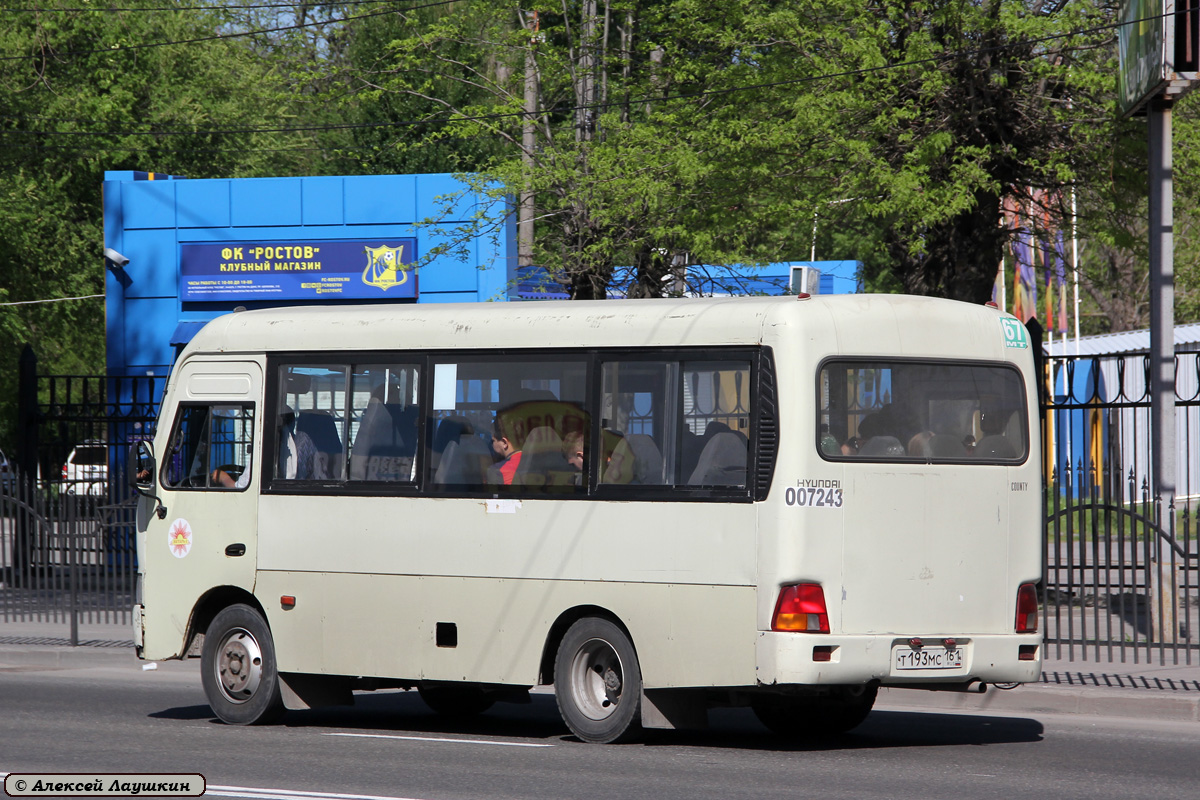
xmin=3 ymin=1 xmax=398 ymax=11
xmin=0 ymin=294 xmax=104 ymax=307
xmin=0 ymin=0 xmax=456 ymax=62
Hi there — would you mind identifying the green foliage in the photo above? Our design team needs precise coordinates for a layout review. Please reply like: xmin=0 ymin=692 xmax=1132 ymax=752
xmin=0 ymin=0 xmax=1196 ymax=452
xmin=0 ymin=1 xmax=320 ymax=451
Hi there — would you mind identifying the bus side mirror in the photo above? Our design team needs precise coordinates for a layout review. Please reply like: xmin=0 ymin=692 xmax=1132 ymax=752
xmin=129 ymin=441 xmax=167 ymax=519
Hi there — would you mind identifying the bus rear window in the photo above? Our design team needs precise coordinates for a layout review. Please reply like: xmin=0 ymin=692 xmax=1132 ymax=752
xmin=818 ymin=360 xmax=1027 ymax=463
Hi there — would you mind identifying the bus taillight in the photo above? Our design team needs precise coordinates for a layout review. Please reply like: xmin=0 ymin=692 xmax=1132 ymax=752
xmin=1015 ymin=583 xmax=1038 ymax=633
xmin=772 ymin=583 xmax=830 ymax=633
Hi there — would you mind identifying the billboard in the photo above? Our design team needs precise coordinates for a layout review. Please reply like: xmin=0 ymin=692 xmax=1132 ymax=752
xmin=1118 ymin=0 xmax=1200 ymax=117
xmin=1118 ymin=0 xmax=1168 ymax=116
xmin=180 ymin=238 xmax=417 ymax=302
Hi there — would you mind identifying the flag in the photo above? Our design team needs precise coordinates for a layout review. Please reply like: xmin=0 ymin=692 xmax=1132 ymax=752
xmin=1011 ymin=231 xmax=1038 ymax=324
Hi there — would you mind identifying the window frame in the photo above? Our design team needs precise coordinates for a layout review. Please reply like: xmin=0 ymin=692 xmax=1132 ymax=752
xmin=815 ymin=356 xmax=1030 ymax=466
xmin=424 ymin=350 xmax=593 ymax=496
xmin=159 ymin=401 xmax=257 ymax=492
xmin=263 ymin=345 xmax=774 ymax=502
xmin=593 ymin=348 xmax=762 ymax=502
xmin=265 ymin=354 xmax=425 ymax=496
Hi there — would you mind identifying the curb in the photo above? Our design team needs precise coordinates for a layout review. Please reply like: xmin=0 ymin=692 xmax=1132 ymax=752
xmin=0 ymin=644 xmax=139 ymax=668
xmin=878 ymin=682 xmax=1200 ymax=723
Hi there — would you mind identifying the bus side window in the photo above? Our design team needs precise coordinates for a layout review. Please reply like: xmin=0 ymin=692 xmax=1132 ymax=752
xmin=427 ymin=357 xmax=589 ymax=494
xmin=600 ymin=358 xmax=751 ymax=489
xmin=347 ymin=364 xmax=420 ymax=483
xmin=162 ymin=404 xmax=254 ymax=490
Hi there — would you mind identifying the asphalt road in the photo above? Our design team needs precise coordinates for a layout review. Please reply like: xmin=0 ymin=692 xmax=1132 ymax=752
xmin=3 ymin=659 xmax=1200 ymax=800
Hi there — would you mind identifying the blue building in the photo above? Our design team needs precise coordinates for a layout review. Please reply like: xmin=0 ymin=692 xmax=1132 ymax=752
xmin=103 ymin=170 xmax=515 ymax=382
xmin=103 ymin=168 xmax=859 ymax=390
xmin=515 ymin=260 xmax=861 ymax=299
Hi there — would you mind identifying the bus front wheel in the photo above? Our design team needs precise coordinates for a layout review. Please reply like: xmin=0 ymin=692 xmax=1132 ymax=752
xmin=752 ymin=684 xmax=877 ymax=738
xmin=554 ymin=617 xmax=642 ymax=744
xmin=201 ymin=604 xmax=285 ymax=725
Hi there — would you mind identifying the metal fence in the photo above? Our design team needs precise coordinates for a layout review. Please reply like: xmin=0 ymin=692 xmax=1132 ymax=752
xmin=0 ymin=352 xmax=163 ymax=644
xmin=1040 ymin=345 xmax=1200 ymax=664
xmin=0 ymin=468 xmax=138 ymax=642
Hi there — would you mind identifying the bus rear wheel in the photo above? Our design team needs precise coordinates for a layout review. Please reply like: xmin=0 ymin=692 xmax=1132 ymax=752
xmin=201 ymin=604 xmax=285 ymax=725
xmin=554 ymin=617 xmax=642 ymax=744
xmin=752 ymin=684 xmax=877 ymax=738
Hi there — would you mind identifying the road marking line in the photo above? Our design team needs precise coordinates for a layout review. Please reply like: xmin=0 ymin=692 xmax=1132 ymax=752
xmin=206 ymin=785 xmax=427 ymax=800
xmin=323 ymin=732 xmax=554 ymax=748
xmin=0 ymin=776 xmax=422 ymax=800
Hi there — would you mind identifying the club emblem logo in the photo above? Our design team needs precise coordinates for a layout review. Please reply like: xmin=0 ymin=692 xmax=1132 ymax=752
xmin=362 ymin=245 xmax=409 ymax=291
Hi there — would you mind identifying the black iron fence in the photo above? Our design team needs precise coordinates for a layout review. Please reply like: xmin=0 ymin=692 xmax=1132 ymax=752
xmin=1040 ymin=338 xmax=1200 ymax=664
xmin=0 ymin=468 xmax=138 ymax=641
xmin=0 ymin=347 xmax=163 ymax=644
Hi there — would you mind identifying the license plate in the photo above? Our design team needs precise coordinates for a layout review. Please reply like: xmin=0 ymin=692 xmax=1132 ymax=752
xmin=894 ymin=646 xmax=963 ymax=670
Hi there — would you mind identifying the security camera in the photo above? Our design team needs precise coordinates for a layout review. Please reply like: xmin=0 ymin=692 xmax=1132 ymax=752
xmin=103 ymin=247 xmax=130 ymax=268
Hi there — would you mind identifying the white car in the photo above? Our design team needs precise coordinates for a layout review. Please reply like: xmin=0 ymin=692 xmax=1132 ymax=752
xmin=63 ymin=441 xmax=108 ymax=496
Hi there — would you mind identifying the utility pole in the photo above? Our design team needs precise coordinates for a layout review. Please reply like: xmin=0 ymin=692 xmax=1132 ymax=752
xmin=519 ymin=11 xmax=539 ymax=269
xmin=1148 ymin=97 xmax=1178 ymax=644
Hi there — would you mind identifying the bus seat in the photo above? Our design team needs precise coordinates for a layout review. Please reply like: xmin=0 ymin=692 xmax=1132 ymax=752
xmin=929 ymin=434 xmax=966 ymax=458
xmin=686 ymin=432 xmax=747 ymax=486
xmin=624 ymin=434 xmax=664 ymax=484
xmin=514 ymin=426 xmax=568 ymax=487
xmin=350 ymin=400 xmax=413 ymax=480
xmin=976 ymin=435 xmax=1017 ymax=459
xmin=977 ymin=408 xmax=1018 ymax=459
xmin=297 ymin=411 xmax=343 ymax=479
xmin=602 ymin=438 xmax=636 ymax=484
xmin=431 ymin=416 xmax=473 ymax=469
xmin=681 ymin=429 xmax=704 ymax=481
xmin=435 ymin=435 xmax=491 ymax=485
xmin=858 ymin=436 xmax=905 ymax=457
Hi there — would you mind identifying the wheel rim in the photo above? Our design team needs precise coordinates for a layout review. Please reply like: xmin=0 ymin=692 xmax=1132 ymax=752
xmin=569 ymin=637 xmax=624 ymax=721
xmin=214 ymin=626 xmax=264 ymax=704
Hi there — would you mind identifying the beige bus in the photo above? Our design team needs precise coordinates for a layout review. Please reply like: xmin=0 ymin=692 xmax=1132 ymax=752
xmin=130 ymin=294 xmax=1042 ymax=743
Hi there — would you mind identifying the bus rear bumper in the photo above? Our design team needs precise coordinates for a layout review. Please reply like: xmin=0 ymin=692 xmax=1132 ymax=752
xmin=756 ymin=631 xmax=1043 ymax=688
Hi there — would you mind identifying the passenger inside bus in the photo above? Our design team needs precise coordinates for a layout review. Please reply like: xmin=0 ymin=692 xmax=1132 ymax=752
xmin=562 ymin=431 xmax=585 ymax=485
xmin=487 ymin=416 xmax=523 ymax=485
xmin=296 ymin=411 xmax=342 ymax=479
xmin=277 ymin=407 xmax=316 ymax=480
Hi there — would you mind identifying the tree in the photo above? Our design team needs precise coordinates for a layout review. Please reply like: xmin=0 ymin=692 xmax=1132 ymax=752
xmin=0 ymin=1 xmax=317 ymax=450
xmin=340 ymin=1 xmax=869 ymax=298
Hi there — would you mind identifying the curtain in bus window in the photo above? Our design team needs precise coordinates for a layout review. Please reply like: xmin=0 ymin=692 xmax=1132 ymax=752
xmin=428 ymin=358 xmax=588 ymax=493
xmin=818 ymin=360 xmax=1027 ymax=463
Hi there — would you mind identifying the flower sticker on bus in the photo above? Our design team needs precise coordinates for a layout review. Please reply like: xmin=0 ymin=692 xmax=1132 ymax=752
xmin=169 ymin=518 xmax=193 ymax=559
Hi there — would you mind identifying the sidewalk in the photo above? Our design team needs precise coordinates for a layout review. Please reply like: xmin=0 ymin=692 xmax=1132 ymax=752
xmin=4 ymin=619 xmax=1200 ymax=723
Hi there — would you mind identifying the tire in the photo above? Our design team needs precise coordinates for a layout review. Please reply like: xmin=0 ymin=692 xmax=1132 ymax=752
xmin=752 ymin=684 xmax=877 ymax=738
xmin=201 ymin=604 xmax=285 ymax=725
xmin=418 ymin=683 xmax=496 ymax=718
xmin=553 ymin=617 xmax=643 ymax=744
